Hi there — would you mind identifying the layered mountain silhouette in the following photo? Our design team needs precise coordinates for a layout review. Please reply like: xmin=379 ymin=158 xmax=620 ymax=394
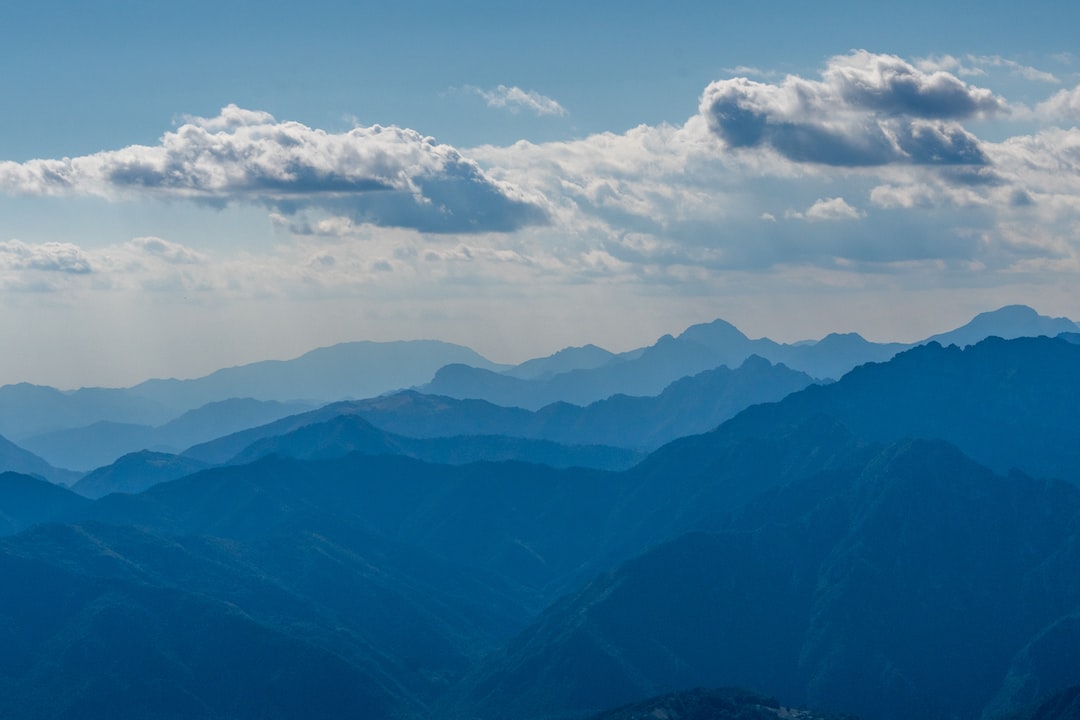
xmin=422 ymin=305 xmax=1077 ymax=409
xmin=1 ymin=325 xmax=1079 ymax=720
xmin=450 ymin=437 xmax=1080 ymax=720
xmin=127 ymin=339 xmax=507 ymax=410
xmin=0 ymin=434 xmax=80 ymax=485
xmin=3 ymin=305 xmax=1071 ymax=443
xmin=0 ymin=340 xmax=503 ymax=441
xmin=185 ymin=355 xmax=814 ymax=465
xmin=21 ymin=398 xmax=313 ymax=471
xmin=71 ymin=451 xmax=210 ymax=499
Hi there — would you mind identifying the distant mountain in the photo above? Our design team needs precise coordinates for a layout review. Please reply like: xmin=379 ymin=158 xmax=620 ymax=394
xmin=0 ymin=472 xmax=89 ymax=534
xmin=924 ymin=304 xmax=1078 ymax=348
xmin=184 ymin=356 xmax=815 ymax=462
xmin=227 ymin=414 xmax=643 ymax=471
xmin=0 ymin=383 xmax=173 ymax=441
xmin=422 ymin=306 xmax=1075 ymax=408
xmin=22 ymin=398 xmax=313 ymax=470
xmin=0 ymin=434 xmax=80 ymax=485
xmin=502 ymin=344 xmax=618 ymax=380
xmin=128 ymin=339 xmax=507 ymax=410
xmin=71 ymin=451 xmax=210 ymax=499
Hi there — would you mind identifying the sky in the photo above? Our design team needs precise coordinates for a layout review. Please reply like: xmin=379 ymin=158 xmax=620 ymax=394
xmin=3 ymin=0 xmax=1080 ymax=388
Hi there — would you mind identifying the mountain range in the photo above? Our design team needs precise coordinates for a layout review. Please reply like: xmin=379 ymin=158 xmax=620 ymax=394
xmin=2 ymin=305 xmax=1073 ymax=448
xmin=0 ymin=314 xmax=1079 ymax=719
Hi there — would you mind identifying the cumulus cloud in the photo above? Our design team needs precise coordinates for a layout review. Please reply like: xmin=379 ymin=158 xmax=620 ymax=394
xmin=790 ymin=197 xmax=865 ymax=222
xmin=0 ymin=105 xmax=548 ymax=234
xmin=700 ymin=50 xmax=1004 ymax=166
xmin=0 ymin=240 xmax=92 ymax=273
xmin=468 ymin=85 xmax=567 ymax=116
xmin=1036 ymin=85 xmax=1080 ymax=122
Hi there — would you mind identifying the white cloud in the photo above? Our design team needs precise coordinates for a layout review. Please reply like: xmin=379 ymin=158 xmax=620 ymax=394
xmin=795 ymin=197 xmax=865 ymax=222
xmin=1035 ymin=85 xmax=1080 ymax=122
xmin=0 ymin=106 xmax=549 ymax=234
xmin=468 ymin=85 xmax=567 ymax=116
xmin=0 ymin=240 xmax=92 ymax=274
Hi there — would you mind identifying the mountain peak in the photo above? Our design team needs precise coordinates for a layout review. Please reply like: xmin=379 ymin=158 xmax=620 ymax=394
xmin=924 ymin=305 xmax=1078 ymax=348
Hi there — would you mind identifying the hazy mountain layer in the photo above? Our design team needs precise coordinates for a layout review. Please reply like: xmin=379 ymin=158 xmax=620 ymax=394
xmin=185 ymin=355 xmax=814 ymax=463
xmin=425 ymin=305 xmax=1076 ymax=409
xmin=22 ymin=398 xmax=314 ymax=471
xmin=0 ymin=435 xmax=80 ymax=485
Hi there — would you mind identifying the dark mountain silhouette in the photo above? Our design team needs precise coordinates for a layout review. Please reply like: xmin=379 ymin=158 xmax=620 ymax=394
xmin=71 ymin=451 xmax=210 ymax=499
xmin=21 ymin=398 xmax=313 ymax=470
xmin=455 ymin=439 xmax=1080 ymax=720
xmin=421 ymin=306 xmax=1074 ymax=408
xmin=0 ymin=520 xmax=527 ymax=719
xmin=227 ymin=414 xmax=643 ymax=471
xmin=1004 ymin=686 xmax=1080 ymax=720
xmin=185 ymin=355 xmax=814 ymax=463
xmin=0 ymin=434 xmax=80 ymax=485
xmin=0 ymin=472 xmax=89 ymax=534
xmin=719 ymin=335 xmax=1080 ymax=483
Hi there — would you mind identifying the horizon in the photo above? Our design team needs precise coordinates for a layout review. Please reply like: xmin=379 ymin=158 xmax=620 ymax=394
xmin=6 ymin=302 xmax=1073 ymax=391
xmin=4 ymin=2 xmax=1080 ymax=388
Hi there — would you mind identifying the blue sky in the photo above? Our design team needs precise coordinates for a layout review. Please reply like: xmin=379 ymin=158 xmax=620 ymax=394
xmin=2 ymin=1 xmax=1080 ymax=386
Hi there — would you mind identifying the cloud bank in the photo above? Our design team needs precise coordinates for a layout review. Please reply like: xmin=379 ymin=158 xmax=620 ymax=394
xmin=0 ymin=105 xmax=549 ymax=233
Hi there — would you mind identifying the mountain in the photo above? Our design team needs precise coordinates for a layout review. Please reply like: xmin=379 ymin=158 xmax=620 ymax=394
xmin=128 ymin=339 xmax=507 ymax=410
xmin=454 ymin=439 xmax=1080 ymax=720
xmin=718 ymin=335 xmax=1080 ymax=483
xmin=0 ymin=383 xmax=173 ymax=441
xmin=186 ymin=355 xmax=814 ymax=463
xmin=0 ymin=472 xmax=90 ymax=534
xmin=3 ymin=332 xmax=1080 ymax=720
xmin=226 ymin=414 xmax=643 ymax=471
xmin=1004 ymin=686 xmax=1080 ymax=720
xmin=71 ymin=451 xmax=210 ymax=499
xmin=22 ymin=398 xmax=313 ymax=470
xmin=421 ymin=306 xmax=1075 ymax=408
xmin=503 ymin=344 xmax=619 ymax=380
xmin=0 ymin=434 xmax=80 ymax=485
xmin=0 ymin=520 xmax=527 ymax=719
xmin=924 ymin=304 xmax=1078 ymax=348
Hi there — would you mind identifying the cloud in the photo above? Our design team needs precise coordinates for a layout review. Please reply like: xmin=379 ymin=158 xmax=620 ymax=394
xmin=918 ymin=54 xmax=1060 ymax=83
xmin=0 ymin=106 xmax=549 ymax=234
xmin=0 ymin=240 xmax=92 ymax=274
xmin=968 ymin=55 xmax=1060 ymax=84
xmin=790 ymin=197 xmax=865 ymax=222
xmin=700 ymin=50 xmax=1004 ymax=166
xmin=127 ymin=236 xmax=208 ymax=265
xmin=1036 ymin=85 xmax=1080 ymax=122
xmin=468 ymin=85 xmax=567 ymax=116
